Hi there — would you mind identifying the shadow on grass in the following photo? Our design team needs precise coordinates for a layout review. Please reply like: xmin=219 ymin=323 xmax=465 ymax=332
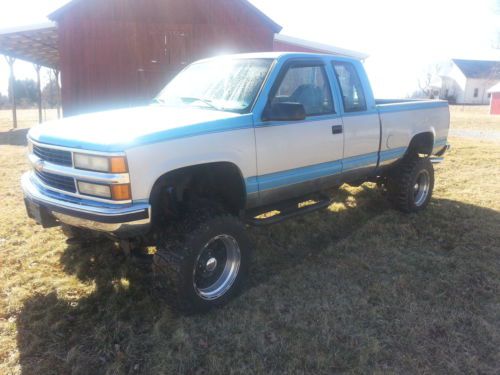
xmin=0 ymin=128 xmax=29 ymax=146
xmin=15 ymin=190 xmax=500 ymax=374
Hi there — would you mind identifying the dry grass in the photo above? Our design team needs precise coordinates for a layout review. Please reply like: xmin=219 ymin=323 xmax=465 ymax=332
xmin=0 ymin=107 xmax=499 ymax=374
xmin=0 ymin=109 xmax=58 ymax=131
xmin=449 ymin=105 xmax=500 ymax=131
xmin=0 ymin=110 xmax=58 ymax=147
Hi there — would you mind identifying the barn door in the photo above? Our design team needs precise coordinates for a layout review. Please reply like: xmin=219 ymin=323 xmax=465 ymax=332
xmin=137 ymin=26 xmax=191 ymax=101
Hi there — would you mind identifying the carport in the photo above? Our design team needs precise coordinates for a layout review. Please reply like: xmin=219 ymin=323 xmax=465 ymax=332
xmin=0 ymin=22 xmax=61 ymax=128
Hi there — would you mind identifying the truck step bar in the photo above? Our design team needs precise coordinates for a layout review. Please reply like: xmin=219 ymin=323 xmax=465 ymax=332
xmin=245 ymin=194 xmax=333 ymax=226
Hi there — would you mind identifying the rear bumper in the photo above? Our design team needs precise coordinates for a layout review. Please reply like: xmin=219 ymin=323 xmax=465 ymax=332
xmin=22 ymin=172 xmax=151 ymax=237
xmin=431 ymin=143 xmax=451 ymax=163
xmin=435 ymin=143 xmax=451 ymax=156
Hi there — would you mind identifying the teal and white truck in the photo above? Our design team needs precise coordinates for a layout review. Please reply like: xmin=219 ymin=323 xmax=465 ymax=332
xmin=23 ymin=52 xmax=450 ymax=312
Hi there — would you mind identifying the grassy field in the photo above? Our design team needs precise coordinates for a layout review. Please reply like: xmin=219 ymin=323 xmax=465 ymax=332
xmin=0 ymin=109 xmax=58 ymax=147
xmin=0 ymin=107 xmax=499 ymax=374
xmin=449 ymin=105 xmax=500 ymax=131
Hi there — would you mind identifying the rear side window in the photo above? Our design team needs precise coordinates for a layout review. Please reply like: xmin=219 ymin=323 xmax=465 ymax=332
xmin=332 ymin=61 xmax=367 ymax=113
xmin=272 ymin=65 xmax=334 ymax=116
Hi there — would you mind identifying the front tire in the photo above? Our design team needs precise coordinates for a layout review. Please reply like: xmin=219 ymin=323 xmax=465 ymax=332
xmin=387 ymin=156 xmax=435 ymax=213
xmin=153 ymin=210 xmax=252 ymax=313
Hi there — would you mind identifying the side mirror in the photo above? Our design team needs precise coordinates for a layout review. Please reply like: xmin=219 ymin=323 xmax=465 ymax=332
xmin=263 ymin=102 xmax=306 ymax=122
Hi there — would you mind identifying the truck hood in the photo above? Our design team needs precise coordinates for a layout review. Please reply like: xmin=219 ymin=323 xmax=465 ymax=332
xmin=28 ymin=105 xmax=253 ymax=152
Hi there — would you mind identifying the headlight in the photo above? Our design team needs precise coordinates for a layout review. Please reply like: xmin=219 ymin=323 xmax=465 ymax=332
xmin=77 ymin=181 xmax=131 ymax=201
xmin=74 ymin=154 xmax=128 ymax=173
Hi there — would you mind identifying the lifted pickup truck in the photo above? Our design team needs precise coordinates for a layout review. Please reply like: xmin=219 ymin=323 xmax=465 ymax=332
xmin=23 ymin=52 xmax=450 ymax=312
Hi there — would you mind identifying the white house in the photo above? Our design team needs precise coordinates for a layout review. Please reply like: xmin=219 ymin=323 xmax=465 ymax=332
xmin=437 ymin=59 xmax=500 ymax=104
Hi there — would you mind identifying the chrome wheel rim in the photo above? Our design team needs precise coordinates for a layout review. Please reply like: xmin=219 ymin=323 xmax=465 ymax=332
xmin=413 ymin=170 xmax=430 ymax=207
xmin=193 ymin=234 xmax=241 ymax=300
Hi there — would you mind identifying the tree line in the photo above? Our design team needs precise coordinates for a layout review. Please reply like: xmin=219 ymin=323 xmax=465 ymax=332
xmin=0 ymin=77 xmax=60 ymax=109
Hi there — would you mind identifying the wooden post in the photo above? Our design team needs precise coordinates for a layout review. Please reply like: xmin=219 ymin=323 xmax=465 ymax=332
xmin=5 ymin=56 xmax=17 ymax=129
xmin=53 ymin=69 xmax=61 ymax=118
xmin=35 ymin=64 xmax=42 ymax=124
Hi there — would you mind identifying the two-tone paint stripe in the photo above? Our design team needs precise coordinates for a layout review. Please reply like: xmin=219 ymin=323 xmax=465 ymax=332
xmin=379 ymin=147 xmax=407 ymax=163
xmin=254 ymin=159 xmax=343 ymax=192
xmin=343 ymin=152 xmax=379 ymax=171
xmin=246 ymin=147 xmax=407 ymax=194
xmin=377 ymin=101 xmax=448 ymax=114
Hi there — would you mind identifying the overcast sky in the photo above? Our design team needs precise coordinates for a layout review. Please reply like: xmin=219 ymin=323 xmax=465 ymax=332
xmin=0 ymin=0 xmax=499 ymax=98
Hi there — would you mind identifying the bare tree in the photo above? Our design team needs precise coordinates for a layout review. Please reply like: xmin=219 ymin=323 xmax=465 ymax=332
xmin=418 ymin=64 xmax=442 ymax=99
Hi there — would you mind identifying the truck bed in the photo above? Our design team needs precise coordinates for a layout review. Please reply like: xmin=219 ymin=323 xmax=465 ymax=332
xmin=374 ymin=98 xmax=450 ymax=160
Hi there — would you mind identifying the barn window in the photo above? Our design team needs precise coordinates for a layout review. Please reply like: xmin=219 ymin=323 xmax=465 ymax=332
xmin=474 ymin=88 xmax=479 ymax=98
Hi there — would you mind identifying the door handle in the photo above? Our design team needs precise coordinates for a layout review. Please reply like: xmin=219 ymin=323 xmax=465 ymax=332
xmin=332 ymin=125 xmax=343 ymax=135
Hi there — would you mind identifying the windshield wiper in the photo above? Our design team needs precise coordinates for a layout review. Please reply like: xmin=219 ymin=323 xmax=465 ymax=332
xmin=180 ymin=97 xmax=221 ymax=111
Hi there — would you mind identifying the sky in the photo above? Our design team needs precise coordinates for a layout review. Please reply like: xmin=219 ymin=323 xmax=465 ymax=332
xmin=0 ymin=0 xmax=499 ymax=98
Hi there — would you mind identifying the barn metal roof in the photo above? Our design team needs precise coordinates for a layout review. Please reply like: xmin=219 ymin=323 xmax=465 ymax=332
xmin=453 ymin=59 xmax=500 ymax=79
xmin=0 ymin=22 xmax=59 ymax=68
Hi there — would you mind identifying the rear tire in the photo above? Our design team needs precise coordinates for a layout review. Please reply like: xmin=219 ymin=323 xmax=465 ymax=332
xmin=153 ymin=207 xmax=252 ymax=313
xmin=387 ymin=156 xmax=434 ymax=213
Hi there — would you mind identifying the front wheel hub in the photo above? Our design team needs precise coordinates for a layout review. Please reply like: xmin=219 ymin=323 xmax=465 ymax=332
xmin=193 ymin=234 xmax=241 ymax=300
xmin=205 ymin=257 xmax=217 ymax=272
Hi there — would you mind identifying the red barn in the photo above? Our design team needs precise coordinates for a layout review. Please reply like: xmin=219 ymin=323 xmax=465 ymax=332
xmin=0 ymin=1 xmax=369 ymax=120
xmin=489 ymin=83 xmax=500 ymax=115
xmin=47 ymin=0 xmax=281 ymax=115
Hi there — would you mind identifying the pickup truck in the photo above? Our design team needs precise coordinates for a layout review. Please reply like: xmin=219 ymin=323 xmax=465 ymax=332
xmin=22 ymin=52 xmax=450 ymax=312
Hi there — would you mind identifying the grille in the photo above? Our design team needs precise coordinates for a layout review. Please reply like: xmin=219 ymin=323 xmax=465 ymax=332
xmin=33 ymin=145 xmax=72 ymax=167
xmin=35 ymin=170 xmax=76 ymax=193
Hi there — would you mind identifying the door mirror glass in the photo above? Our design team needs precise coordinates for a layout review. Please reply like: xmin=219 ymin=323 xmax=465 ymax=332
xmin=263 ymin=102 xmax=307 ymax=121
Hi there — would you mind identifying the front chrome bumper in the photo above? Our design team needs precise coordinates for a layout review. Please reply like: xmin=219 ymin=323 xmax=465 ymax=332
xmin=22 ymin=172 xmax=151 ymax=237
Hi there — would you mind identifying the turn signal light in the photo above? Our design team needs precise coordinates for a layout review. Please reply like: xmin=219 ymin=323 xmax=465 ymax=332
xmin=110 ymin=157 xmax=128 ymax=173
xmin=111 ymin=184 xmax=132 ymax=201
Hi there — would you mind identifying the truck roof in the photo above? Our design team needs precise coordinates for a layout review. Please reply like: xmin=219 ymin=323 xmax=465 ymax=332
xmin=196 ymin=52 xmax=359 ymax=64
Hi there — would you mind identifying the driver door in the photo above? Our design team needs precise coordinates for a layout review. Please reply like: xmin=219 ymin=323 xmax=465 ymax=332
xmin=254 ymin=60 xmax=344 ymax=206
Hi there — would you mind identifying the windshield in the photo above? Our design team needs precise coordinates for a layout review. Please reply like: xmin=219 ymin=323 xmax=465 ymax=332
xmin=155 ymin=58 xmax=273 ymax=112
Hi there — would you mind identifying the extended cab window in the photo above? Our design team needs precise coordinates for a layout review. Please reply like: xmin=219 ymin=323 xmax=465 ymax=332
xmin=271 ymin=65 xmax=334 ymax=116
xmin=332 ymin=62 xmax=367 ymax=113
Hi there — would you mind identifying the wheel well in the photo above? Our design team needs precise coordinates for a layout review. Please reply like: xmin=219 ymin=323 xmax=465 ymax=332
xmin=149 ymin=162 xmax=246 ymax=222
xmin=407 ymin=132 xmax=434 ymax=157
